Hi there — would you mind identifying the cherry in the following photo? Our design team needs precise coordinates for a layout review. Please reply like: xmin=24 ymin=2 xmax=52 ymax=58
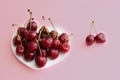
xmin=41 ymin=26 xmax=49 ymax=38
xmin=26 ymin=9 xmax=37 ymax=31
xmin=35 ymin=56 xmax=47 ymax=68
xmin=49 ymin=49 xmax=59 ymax=59
xmin=27 ymin=21 xmax=37 ymax=31
xmin=34 ymin=39 xmax=48 ymax=68
xmin=16 ymin=45 xmax=24 ymax=55
xmin=12 ymin=24 xmax=27 ymax=38
xmin=13 ymin=35 xmax=21 ymax=46
xmin=59 ymin=42 xmax=70 ymax=53
xmin=24 ymin=51 xmax=35 ymax=61
xmin=52 ymin=39 xmax=60 ymax=49
xmin=26 ymin=30 xmax=37 ymax=41
xmin=18 ymin=27 xmax=27 ymax=38
xmin=49 ymin=30 xmax=58 ymax=39
xmin=59 ymin=33 xmax=69 ymax=43
xmin=41 ymin=32 xmax=49 ymax=38
xmin=86 ymin=34 xmax=95 ymax=45
xmin=48 ymin=18 xmax=59 ymax=39
xmin=28 ymin=41 xmax=38 ymax=51
xmin=42 ymin=37 xmax=53 ymax=48
xmin=12 ymin=24 xmax=24 ymax=46
xmin=95 ymin=33 xmax=106 ymax=43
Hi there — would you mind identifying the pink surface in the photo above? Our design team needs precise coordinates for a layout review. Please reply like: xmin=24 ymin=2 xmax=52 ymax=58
xmin=0 ymin=0 xmax=120 ymax=80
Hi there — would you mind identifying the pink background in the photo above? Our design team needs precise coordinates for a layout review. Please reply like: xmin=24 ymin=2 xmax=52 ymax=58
xmin=0 ymin=0 xmax=120 ymax=80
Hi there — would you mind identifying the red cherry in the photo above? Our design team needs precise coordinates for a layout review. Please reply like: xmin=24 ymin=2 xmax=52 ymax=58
xmin=18 ymin=27 xmax=27 ymax=37
xmin=27 ymin=9 xmax=37 ymax=31
xmin=59 ymin=33 xmax=69 ymax=43
xmin=52 ymin=39 xmax=60 ymax=49
xmin=27 ymin=21 xmax=37 ymax=31
xmin=95 ymin=33 xmax=106 ymax=43
xmin=24 ymin=51 xmax=35 ymax=61
xmin=41 ymin=32 xmax=49 ymax=38
xmin=16 ymin=45 xmax=24 ymax=55
xmin=13 ymin=35 xmax=21 ymax=46
xmin=86 ymin=34 xmax=95 ymax=45
xmin=35 ymin=56 xmax=47 ymax=68
xmin=42 ymin=37 xmax=53 ymax=48
xmin=49 ymin=49 xmax=59 ymax=59
xmin=49 ymin=30 xmax=58 ymax=39
xmin=59 ymin=42 xmax=70 ymax=53
xmin=41 ymin=26 xmax=49 ymax=38
xmin=28 ymin=41 xmax=38 ymax=51
xmin=26 ymin=30 xmax=37 ymax=41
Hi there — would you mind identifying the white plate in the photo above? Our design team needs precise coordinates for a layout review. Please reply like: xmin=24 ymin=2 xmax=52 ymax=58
xmin=11 ymin=26 xmax=71 ymax=70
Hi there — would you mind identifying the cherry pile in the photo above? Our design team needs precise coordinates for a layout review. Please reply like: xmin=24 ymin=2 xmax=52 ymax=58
xmin=86 ymin=21 xmax=106 ymax=45
xmin=12 ymin=9 xmax=70 ymax=68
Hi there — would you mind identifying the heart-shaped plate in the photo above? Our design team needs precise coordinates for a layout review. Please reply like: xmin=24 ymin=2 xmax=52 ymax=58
xmin=11 ymin=26 xmax=71 ymax=70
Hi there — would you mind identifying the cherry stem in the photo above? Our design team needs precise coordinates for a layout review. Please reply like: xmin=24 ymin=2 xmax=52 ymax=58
xmin=28 ymin=9 xmax=33 ymax=30
xmin=12 ymin=24 xmax=21 ymax=34
xmin=35 ymin=39 xmax=42 ymax=56
xmin=17 ymin=34 xmax=22 ymax=45
xmin=38 ymin=16 xmax=45 ymax=27
xmin=38 ymin=26 xmax=45 ymax=41
xmin=48 ymin=18 xmax=57 ymax=32
xmin=89 ymin=20 xmax=98 ymax=34
xmin=12 ymin=24 xmax=20 ymax=27
xmin=92 ymin=20 xmax=98 ymax=34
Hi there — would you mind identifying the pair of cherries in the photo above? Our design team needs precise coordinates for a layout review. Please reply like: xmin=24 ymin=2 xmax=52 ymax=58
xmin=12 ymin=9 xmax=70 ymax=68
xmin=86 ymin=21 xmax=106 ymax=45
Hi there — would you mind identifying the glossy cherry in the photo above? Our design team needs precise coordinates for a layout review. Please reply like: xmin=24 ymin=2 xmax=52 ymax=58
xmin=16 ymin=45 xmax=24 ymax=55
xmin=35 ymin=55 xmax=47 ymax=68
xmin=42 ymin=37 xmax=53 ymax=48
xmin=59 ymin=42 xmax=70 ymax=53
xmin=28 ymin=41 xmax=38 ymax=51
xmin=49 ymin=30 xmax=58 ymax=39
xmin=86 ymin=34 xmax=95 ymax=45
xmin=18 ymin=27 xmax=27 ymax=38
xmin=27 ymin=21 xmax=37 ymax=31
xmin=13 ymin=35 xmax=21 ymax=46
xmin=59 ymin=33 xmax=69 ymax=43
xmin=41 ymin=26 xmax=49 ymax=38
xmin=26 ymin=9 xmax=37 ymax=31
xmin=95 ymin=33 xmax=106 ymax=43
xmin=49 ymin=49 xmax=59 ymax=59
xmin=26 ymin=30 xmax=37 ymax=41
xmin=52 ymin=39 xmax=60 ymax=49
xmin=24 ymin=51 xmax=35 ymax=61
